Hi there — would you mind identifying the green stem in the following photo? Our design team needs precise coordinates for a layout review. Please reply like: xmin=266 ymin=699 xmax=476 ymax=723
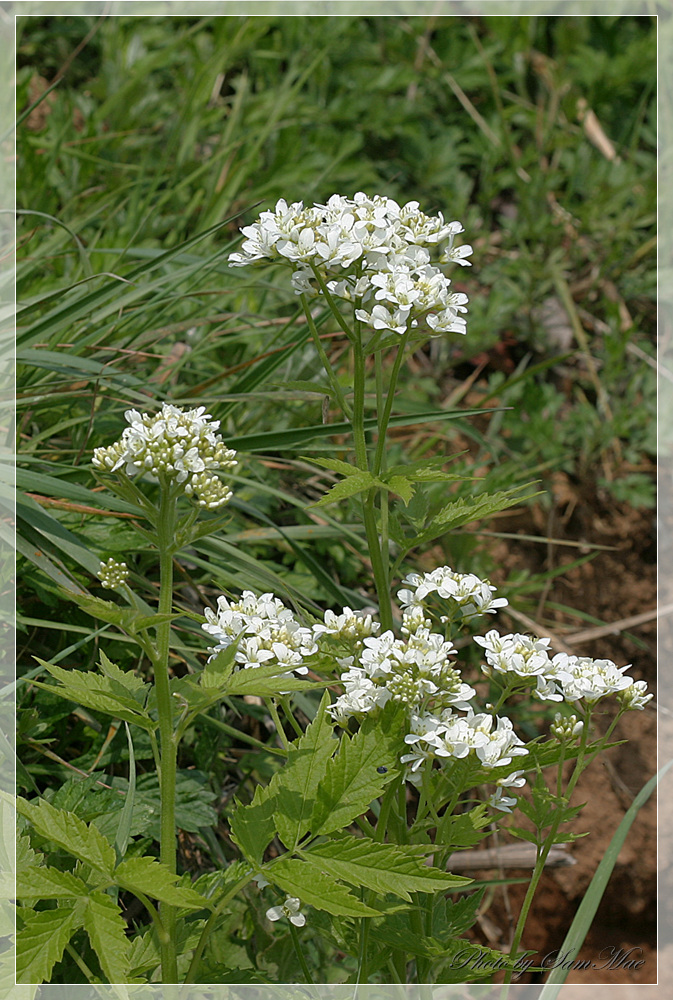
xmin=374 ymin=773 xmax=402 ymax=842
xmin=505 ymin=711 xmax=593 ymax=983
xmin=289 ymin=920 xmax=315 ymax=984
xmin=183 ymin=873 xmax=255 ymax=984
xmin=309 ymin=261 xmax=356 ymax=341
xmin=280 ymin=696 xmax=304 ymax=738
xmin=371 ymin=326 xmax=412 ymax=477
xmin=300 ymin=292 xmax=352 ymax=419
xmin=265 ymin=698 xmax=290 ymax=751
xmin=154 ymin=483 xmax=179 ymax=985
xmin=355 ymin=911 xmax=371 ymax=986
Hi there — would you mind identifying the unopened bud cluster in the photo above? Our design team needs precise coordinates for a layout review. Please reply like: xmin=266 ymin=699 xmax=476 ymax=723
xmin=550 ymin=713 xmax=584 ymax=742
xmin=97 ymin=557 xmax=129 ymax=589
xmin=92 ymin=404 xmax=237 ymax=510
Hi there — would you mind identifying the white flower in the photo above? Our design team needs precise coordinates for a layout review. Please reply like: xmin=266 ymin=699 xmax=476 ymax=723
xmin=398 ymin=567 xmax=508 ymax=621
xmin=313 ymin=607 xmax=379 ymax=640
xmin=253 ymin=874 xmax=270 ymax=889
xmin=93 ymin=403 xmax=237 ymax=509
xmin=202 ymin=591 xmax=316 ymax=678
xmin=228 ymin=192 xmax=471 ymax=336
xmin=552 ymin=653 xmax=635 ymax=704
xmin=97 ymin=557 xmax=128 ymax=589
xmin=474 ymin=630 xmax=552 ymax=680
xmin=618 ymin=679 xmax=653 ymax=711
xmin=488 ymin=787 xmax=518 ymax=813
xmin=266 ymin=896 xmax=306 ymax=927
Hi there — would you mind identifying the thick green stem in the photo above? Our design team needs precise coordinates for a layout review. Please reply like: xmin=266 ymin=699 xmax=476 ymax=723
xmin=352 ymin=332 xmax=393 ymax=629
xmin=154 ymin=484 xmax=179 ymax=984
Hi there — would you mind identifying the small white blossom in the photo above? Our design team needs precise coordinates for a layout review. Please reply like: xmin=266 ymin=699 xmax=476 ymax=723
xmin=313 ymin=607 xmax=379 ymax=641
xmin=398 ymin=567 xmax=508 ymax=621
xmin=202 ymin=592 xmax=316 ymax=678
xmin=266 ymin=896 xmax=306 ymax=927
xmin=97 ymin=557 xmax=128 ymax=589
xmin=488 ymin=786 xmax=518 ymax=813
xmin=552 ymin=653 xmax=635 ymax=705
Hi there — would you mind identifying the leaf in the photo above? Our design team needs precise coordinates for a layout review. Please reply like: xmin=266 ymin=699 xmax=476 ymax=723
xmin=16 ymin=866 xmax=90 ymax=900
xmin=382 ymin=474 xmax=415 ymax=505
xmin=310 ymin=703 xmax=405 ymax=837
xmin=309 ymin=471 xmax=380 ymax=509
xmin=16 ymin=797 xmax=116 ymax=876
xmin=34 ymin=661 xmax=155 ymax=730
xmin=266 ymin=857 xmax=379 ymax=917
xmin=301 ymin=836 xmax=470 ymax=900
xmin=223 ymin=662 xmax=325 ymax=698
xmin=68 ymin=592 xmax=176 ymax=635
xmin=200 ymin=640 xmax=238 ymax=690
xmin=85 ymin=891 xmax=133 ymax=983
xmin=224 ymin=407 xmax=498 ymax=453
xmin=303 ymin=456 xmax=358 ymax=476
xmin=99 ymin=651 xmax=149 ymax=701
xmin=412 ymin=484 xmax=541 ymax=549
xmin=16 ymin=905 xmax=83 ymax=984
xmin=114 ymin=857 xmax=209 ymax=910
xmin=272 ymin=691 xmax=338 ymax=850
xmin=229 ymin=782 xmax=277 ymax=865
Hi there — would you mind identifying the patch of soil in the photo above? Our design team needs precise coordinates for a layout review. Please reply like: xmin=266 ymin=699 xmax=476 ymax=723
xmin=470 ymin=477 xmax=657 ymax=984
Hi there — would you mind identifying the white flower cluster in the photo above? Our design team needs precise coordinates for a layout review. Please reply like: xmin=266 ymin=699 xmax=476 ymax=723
xmin=97 ymin=557 xmax=128 ymax=589
xmin=202 ymin=591 xmax=317 ymax=676
xmin=93 ymin=404 xmax=237 ymax=510
xmin=228 ymin=193 xmax=472 ymax=337
xmin=475 ymin=630 xmax=651 ymax=708
xmin=398 ymin=566 xmax=508 ymax=622
xmin=328 ymin=614 xmax=476 ymax=727
xmin=402 ymin=711 xmax=528 ymax=776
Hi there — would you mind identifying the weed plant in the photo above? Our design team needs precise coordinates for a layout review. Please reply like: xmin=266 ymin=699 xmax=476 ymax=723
xmin=12 ymin=13 xmax=656 ymax=987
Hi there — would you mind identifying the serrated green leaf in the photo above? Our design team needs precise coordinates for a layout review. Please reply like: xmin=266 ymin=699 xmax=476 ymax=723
xmin=309 ymin=471 xmax=380 ymax=508
xmin=223 ymin=661 xmax=325 ymax=698
xmin=303 ymin=456 xmax=358 ymax=476
xmin=310 ymin=704 xmax=405 ymax=837
xmin=99 ymin=651 xmax=148 ymax=701
xmin=382 ymin=475 xmax=415 ymax=505
xmin=34 ymin=661 xmax=155 ymax=730
xmin=272 ymin=692 xmax=338 ymax=849
xmin=229 ymin=783 xmax=277 ymax=865
xmin=16 ymin=833 xmax=40 ymax=874
xmin=16 ymin=797 xmax=116 ymax=875
xmin=85 ymin=891 xmax=133 ymax=983
xmin=200 ymin=640 xmax=239 ymax=690
xmin=267 ymin=857 xmax=379 ymax=917
xmin=412 ymin=484 xmax=541 ymax=549
xmin=17 ymin=866 xmax=90 ymax=900
xmin=301 ymin=836 xmax=470 ymax=900
xmin=67 ymin=592 xmax=175 ymax=635
xmin=16 ymin=904 xmax=83 ymax=984
xmin=114 ymin=857 xmax=209 ymax=910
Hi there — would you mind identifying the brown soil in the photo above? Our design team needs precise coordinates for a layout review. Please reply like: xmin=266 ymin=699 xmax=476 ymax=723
xmin=470 ymin=477 xmax=657 ymax=984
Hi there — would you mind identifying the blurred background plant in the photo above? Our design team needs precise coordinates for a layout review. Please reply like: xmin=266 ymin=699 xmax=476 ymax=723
xmin=14 ymin=12 xmax=656 ymax=984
